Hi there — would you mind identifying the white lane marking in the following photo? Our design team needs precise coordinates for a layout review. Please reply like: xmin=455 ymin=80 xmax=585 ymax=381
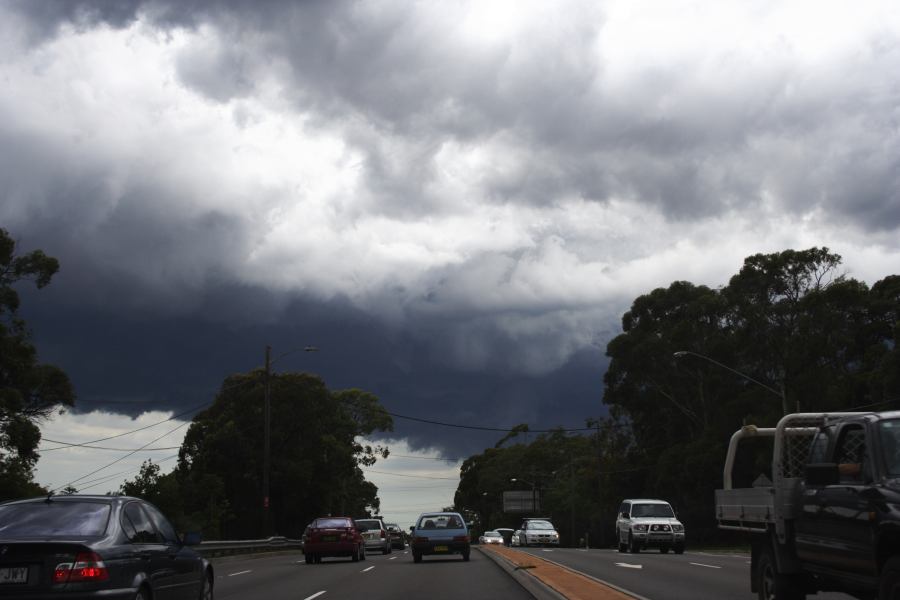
xmin=690 ymin=562 xmax=722 ymax=569
xmin=362 ymin=566 xmax=375 ymax=572
xmin=541 ymin=549 xmax=554 ymax=552
xmin=615 ymin=562 xmax=643 ymax=569
xmin=227 ymin=570 xmax=252 ymax=577
xmin=389 ymin=556 xmax=397 ymax=560
xmin=303 ymin=592 xmax=326 ymax=600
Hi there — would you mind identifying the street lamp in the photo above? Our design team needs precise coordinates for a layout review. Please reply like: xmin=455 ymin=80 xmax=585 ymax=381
xmin=263 ymin=344 xmax=319 ymax=536
xmin=672 ymin=350 xmax=792 ymax=414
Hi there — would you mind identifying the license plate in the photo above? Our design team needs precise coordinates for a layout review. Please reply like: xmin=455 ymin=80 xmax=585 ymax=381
xmin=322 ymin=536 xmax=338 ymax=542
xmin=434 ymin=545 xmax=449 ymax=552
xmin=0 ymin=567 xmax=28 ymax=584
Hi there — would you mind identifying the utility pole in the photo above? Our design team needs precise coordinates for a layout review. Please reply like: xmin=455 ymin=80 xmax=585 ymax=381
xmin=263 ymin=344 xmax=271 ymax=537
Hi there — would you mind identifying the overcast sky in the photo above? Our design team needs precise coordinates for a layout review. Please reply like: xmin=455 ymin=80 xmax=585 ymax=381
xmin=3 ymin=0 xmax=900 ymax=527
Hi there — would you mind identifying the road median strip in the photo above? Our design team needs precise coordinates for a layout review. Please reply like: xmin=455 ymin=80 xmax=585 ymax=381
xmin=480 ymin=545 xmax=636 ymax=600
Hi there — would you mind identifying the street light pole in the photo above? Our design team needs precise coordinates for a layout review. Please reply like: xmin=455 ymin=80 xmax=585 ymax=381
xmin=673 ymin=350 xmax=792 ymax=415
xmin=262 ymin=344 xmax=319 ymax=537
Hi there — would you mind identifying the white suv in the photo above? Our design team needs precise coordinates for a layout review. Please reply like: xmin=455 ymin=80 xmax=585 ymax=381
xmin=615 ymin=499 xmax=685 ymax=554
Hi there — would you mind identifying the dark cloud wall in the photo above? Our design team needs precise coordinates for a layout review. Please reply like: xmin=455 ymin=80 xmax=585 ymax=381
xmin=4 ymin=0 xmax=900 ymax=460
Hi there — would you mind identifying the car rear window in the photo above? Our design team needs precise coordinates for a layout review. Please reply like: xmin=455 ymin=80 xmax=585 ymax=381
xmin=417 ymin=514 xmax=464 ymax=529
xmin=355 ymin=519 xmax=382 ymax=531
xmin=0 ymin=501 xmax=111 ymax=538
xmin=314 ymin=518 xmax=353 ymax=528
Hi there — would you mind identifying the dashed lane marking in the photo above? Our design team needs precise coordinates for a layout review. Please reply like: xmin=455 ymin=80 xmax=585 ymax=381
xmin=690 ymin=562 xmax=722 ymax=569
xmin=227 ymin=570 xmax=252 ymax=577
xmin=389 ymin=556 xmax=397 ymax=560
xmin=303 ymin=592 xmax=326 ymax=600
xmin=614 ymin=562 xmax=643 ymax=569
xmin=362 ymin=566 xmax=375 ymax=572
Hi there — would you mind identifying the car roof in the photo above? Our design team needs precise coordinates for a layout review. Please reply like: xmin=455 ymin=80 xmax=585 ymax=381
xmin=623 ymin=499 xmax=671 ymax=504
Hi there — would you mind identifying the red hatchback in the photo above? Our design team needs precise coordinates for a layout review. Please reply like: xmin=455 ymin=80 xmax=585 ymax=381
xmin=303 ymin=517 xmax=366 ymax=563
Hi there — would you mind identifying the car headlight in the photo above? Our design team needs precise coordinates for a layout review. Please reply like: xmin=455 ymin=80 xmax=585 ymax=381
xmin=633 ymin=524 xmax=648 ymax=532
xmin=672 ymin=524 xmax=684 ymax=532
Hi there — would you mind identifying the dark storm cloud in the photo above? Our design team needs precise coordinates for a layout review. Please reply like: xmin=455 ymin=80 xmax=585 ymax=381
xmin=11 ymin=0 xmax=900 ymax=226
xmin=4 ymin=0 xmax=900 ymax=463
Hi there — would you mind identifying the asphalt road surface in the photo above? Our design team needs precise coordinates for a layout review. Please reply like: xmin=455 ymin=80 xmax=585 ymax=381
xmin=212 ymin=549 xmax=534 ymax=600
xmin=515 ymin=546 xmax=857 ymax=600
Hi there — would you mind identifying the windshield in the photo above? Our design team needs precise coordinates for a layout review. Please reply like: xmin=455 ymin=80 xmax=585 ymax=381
xmin=879 ymin=419 xmax=900 ymax=477
xmin=526 ymin=520 xmax=554 ymax=529
xmin=0 ymin=501 xmax=111 ymax=538
xmin=313 ymin=518 xmax=352 ymax=529
xmin=632 ymin=503 xmax=675 ymax=518
xmin=355 ymin=520 xmax=382 ymax=531
xmin=417 ymin=514 xmax=464 ymax=529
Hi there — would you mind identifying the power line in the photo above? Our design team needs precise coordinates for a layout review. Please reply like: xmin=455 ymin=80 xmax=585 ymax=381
xmin=384 ymin=410 xmax=595 ymax=433
xmin=363 ymin=468 xmax=459 ymax=481
xmin=53 ymin=421 xmax=191 ymax=493
xmin=40 ymin=440 xmax=181 ymax=451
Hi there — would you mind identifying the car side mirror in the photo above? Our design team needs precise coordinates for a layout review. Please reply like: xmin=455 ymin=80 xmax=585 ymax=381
xmin=181 ymin=531 xmax=202 ymax=546
xmin=806 ymin=462 xmax=839 ymax=486
xmin=409 ymin=526 xmax=415 ymax=532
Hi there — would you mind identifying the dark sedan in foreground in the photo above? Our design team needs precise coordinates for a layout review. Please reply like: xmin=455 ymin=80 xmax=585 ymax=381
xmin=0 ymin=494 xmax=212 ymax=599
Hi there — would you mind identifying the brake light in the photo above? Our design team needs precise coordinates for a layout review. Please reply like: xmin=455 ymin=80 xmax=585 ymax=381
xmin=453 ymin=535 xmax=469 ymax=543
xmin=54 ymin=552 xmax=109 ymax=583
xmin=380 ymin=529 xmax=386 ymax=539
xmin=413 ymin=536 xmax=428 ymax=543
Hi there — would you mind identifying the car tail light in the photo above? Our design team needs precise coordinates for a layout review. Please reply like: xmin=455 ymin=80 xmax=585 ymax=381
xmin=54 ymin=552 xmax=109 ymax=583
xmin=453 ymin=535 xmax=469 ymax=543
xmin=413 ymin=536 xmax=428 ymax=544
xmin=380 ymin=529 xmax=386 ymax=539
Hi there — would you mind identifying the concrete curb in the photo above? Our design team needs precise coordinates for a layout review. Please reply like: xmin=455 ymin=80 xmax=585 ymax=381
xmin=476 ymin=546 xmax=569 ymax=600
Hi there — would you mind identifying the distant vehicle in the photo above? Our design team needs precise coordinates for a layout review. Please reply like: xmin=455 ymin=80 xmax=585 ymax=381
xmin=494 ymin=527 xmax=515 ymax=546
xmin=355 ymin=518 xmax=392 ymax=554
xmin=479 ymin=530 xmax=504 ymax=545
xmin=302 ymin=516 xmax=365 ymax=563
xmin=716 ymin=411 xmax=900 ymax=600
xmin=0 ymin=494 xmax=213 ymax=600
xmin=385 ymin=522 xmax=405 ymax=549
xmin=511 ymin=529 xmax=522 ymax=546
xmin=410 ymin=512 xmax=470 ymax=563
xmin=516 ymin=518 xmax=560 ymax=547
xmin=616 ymin=499 xmax=685 ymax=554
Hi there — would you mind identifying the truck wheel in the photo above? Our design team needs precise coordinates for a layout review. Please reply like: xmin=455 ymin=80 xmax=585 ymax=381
xmin=660 ymin=546 xmax=670 ymax=554
xmin=617 ymin=532 xmax=626 ymax=553
xmin=674 ymin=543 xmax=685 ymax=554
xmin=628 ymin=532 xmax=640 ymax=554
xmin=757 ymin=547 xmax=804 ymax=600
xmin=879 ymin=556 xmax=900 ymax=600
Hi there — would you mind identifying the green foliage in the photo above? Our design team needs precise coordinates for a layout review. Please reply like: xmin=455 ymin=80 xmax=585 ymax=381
xmin=602 ymin=247 xmax=899 ymax=540
xmin=174 ymin=372 xmax=393 ymax=539
xmin=455 ymin=247 xmax=899 ymax=546
xmin=0 ymin=227 xmax=74 ymax=501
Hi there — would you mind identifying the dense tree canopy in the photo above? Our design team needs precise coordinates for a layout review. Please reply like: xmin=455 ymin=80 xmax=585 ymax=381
xmin=171 ymin=371 xmax=393 ymax=539
xmin=0 ymin=228 xmax=74 ymax=501
xmin=454 ymin=247 xmax=900 ymax=545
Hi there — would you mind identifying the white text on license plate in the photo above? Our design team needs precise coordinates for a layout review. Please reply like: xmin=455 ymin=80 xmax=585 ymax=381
xmin=0 ymin=567 xmax=28 ymax=584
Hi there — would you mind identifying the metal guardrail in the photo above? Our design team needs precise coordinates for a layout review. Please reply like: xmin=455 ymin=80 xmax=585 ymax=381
xmin=196 ymin=536 xmax=304 ymax=558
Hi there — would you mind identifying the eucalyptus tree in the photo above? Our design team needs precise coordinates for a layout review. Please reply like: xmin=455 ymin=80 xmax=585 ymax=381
xmin=0 ymin=228 xmax=74 ymax=500
xmin=176 ymin=371 xmax=392 ymax=539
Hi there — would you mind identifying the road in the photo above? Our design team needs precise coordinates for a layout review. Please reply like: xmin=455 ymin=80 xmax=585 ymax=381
xmin=515 ymin=546 xmax=857 ymax=600
xmin=212 ymin=548 xmax=534 ymax=600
